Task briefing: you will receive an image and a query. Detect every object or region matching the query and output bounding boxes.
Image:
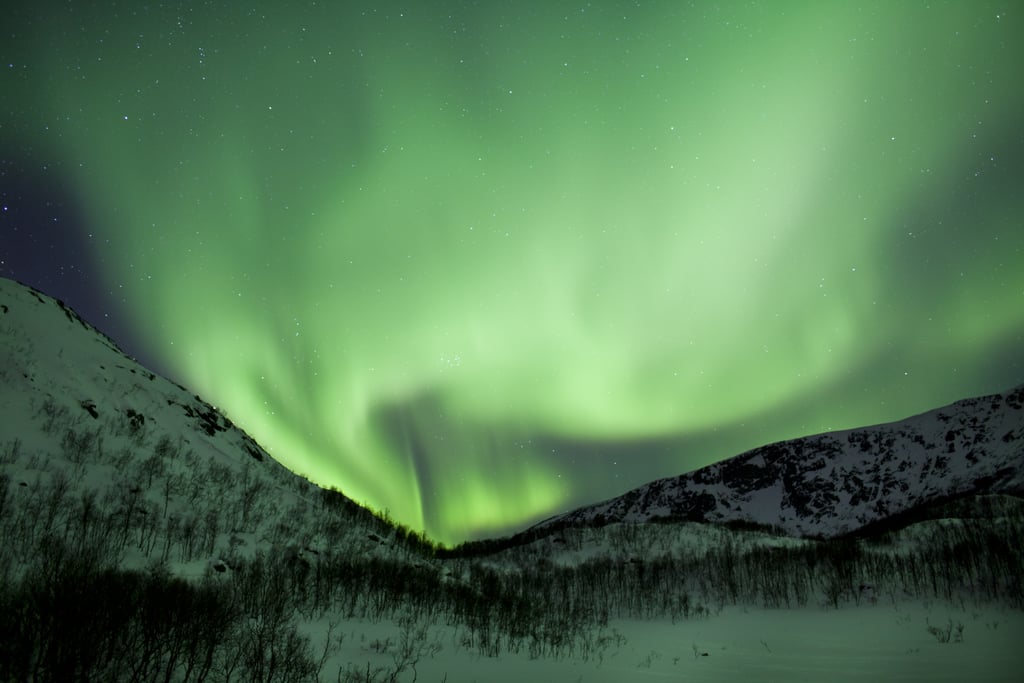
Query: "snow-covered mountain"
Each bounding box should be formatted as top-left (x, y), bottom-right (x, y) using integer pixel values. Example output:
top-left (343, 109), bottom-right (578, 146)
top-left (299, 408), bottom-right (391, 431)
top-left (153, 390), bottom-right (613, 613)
top-left (3, 274), bottom-right (1021, 550)
top-left (0, 276), bottom-right (395, 568)
top-left (0, 277), bottom-right (277, 468)
top-left (533, 385), bottom-right (1024, 539)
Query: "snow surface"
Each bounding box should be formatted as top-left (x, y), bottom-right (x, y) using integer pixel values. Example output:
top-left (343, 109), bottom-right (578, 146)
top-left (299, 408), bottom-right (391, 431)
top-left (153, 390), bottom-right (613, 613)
top-left (303, 603), bottom-right (1024, 682)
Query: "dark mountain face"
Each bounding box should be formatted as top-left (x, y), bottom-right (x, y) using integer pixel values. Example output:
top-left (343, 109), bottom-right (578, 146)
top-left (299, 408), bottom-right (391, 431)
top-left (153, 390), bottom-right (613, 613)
top-left (536, 386), bottom-right (1024, 539)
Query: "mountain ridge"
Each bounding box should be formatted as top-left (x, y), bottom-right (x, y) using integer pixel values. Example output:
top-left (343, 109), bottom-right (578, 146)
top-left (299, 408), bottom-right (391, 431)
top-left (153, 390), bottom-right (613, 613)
top-left (531, 384), bottom-right (1024, 540)
top-left (2, 274), bottom-right (1021, 550)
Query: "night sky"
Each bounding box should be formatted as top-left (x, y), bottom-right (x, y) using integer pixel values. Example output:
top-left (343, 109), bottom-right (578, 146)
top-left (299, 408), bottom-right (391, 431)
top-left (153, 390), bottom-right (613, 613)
top-left (2, 1), bottom-right (1022, 543)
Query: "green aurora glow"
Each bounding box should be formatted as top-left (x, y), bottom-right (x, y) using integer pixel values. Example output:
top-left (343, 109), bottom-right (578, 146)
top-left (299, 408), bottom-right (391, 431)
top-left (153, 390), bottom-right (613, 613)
top-left (5, 1), bottom-right (1023, 542)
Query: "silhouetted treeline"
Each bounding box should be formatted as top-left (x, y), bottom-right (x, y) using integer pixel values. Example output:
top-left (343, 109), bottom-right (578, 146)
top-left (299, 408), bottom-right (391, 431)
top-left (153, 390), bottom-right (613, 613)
top-left (0, 535), bottom-right (325, 683)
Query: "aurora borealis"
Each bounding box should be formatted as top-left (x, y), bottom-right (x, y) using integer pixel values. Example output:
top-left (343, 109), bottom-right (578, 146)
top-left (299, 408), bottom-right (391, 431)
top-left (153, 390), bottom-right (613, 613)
top-left (2, 1), bottom-right (1022, 543)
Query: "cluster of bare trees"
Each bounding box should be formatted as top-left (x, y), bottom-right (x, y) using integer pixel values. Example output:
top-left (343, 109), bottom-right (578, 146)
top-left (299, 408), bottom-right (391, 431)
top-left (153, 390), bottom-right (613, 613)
top-left (0, 530), bottom-right (333, 682)
top-left (215, 506), bottom-right (1024, 665)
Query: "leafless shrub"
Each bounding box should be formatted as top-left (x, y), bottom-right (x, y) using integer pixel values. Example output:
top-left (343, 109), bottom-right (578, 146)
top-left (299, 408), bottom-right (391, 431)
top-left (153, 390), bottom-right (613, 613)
top-left (0, 438), bottom-right (21, 465)
top-left (926, 618), bottom-right (964, 643)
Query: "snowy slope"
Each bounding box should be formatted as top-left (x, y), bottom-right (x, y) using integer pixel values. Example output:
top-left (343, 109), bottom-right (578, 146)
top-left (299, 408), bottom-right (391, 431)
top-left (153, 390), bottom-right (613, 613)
top-left (0, 276), bottom-right (391, 569)
top-left (0, 277), bottom-right (277, 470)
top-left (533, 386), bottom-right (1024, 539)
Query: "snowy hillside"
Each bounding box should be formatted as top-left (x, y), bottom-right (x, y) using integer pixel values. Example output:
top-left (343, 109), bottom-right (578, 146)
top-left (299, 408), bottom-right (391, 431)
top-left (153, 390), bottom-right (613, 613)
top-left (0, 276), bottom-right (398, 568)
top-left (534, 386), bottom-right (1024, 539)
top-left (0, 276), bottom-right (281, 474)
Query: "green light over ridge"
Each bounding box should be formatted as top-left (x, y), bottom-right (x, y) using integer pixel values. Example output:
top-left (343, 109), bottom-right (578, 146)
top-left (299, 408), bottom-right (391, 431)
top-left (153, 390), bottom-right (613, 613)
top-left (8, 1), bottom-right (1023, 542)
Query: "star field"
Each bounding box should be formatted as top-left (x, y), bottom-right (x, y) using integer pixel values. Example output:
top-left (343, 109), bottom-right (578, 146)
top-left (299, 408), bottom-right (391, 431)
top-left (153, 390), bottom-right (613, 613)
top-left (2, 1), bottom-right (1022, 542)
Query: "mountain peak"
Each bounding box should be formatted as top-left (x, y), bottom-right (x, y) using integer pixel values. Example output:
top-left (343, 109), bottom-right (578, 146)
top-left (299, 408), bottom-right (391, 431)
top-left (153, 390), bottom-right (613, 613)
top-left (536, 386), bottom-right (1024, 538)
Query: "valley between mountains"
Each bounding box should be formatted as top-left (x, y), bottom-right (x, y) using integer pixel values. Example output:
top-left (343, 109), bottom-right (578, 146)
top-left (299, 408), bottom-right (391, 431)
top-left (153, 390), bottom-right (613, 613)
top-left (1, 276), bottom-right (1022, 682)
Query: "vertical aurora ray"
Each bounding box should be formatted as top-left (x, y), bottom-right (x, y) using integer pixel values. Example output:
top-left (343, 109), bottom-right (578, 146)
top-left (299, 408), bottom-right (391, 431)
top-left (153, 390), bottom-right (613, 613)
top-left (5, 1), bottom-right (1022, 542)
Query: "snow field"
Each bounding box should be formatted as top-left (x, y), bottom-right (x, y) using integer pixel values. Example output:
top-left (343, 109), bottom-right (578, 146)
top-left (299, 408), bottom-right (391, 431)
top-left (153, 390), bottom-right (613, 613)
top-left (306, 603), bottom-right (1024, 682)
